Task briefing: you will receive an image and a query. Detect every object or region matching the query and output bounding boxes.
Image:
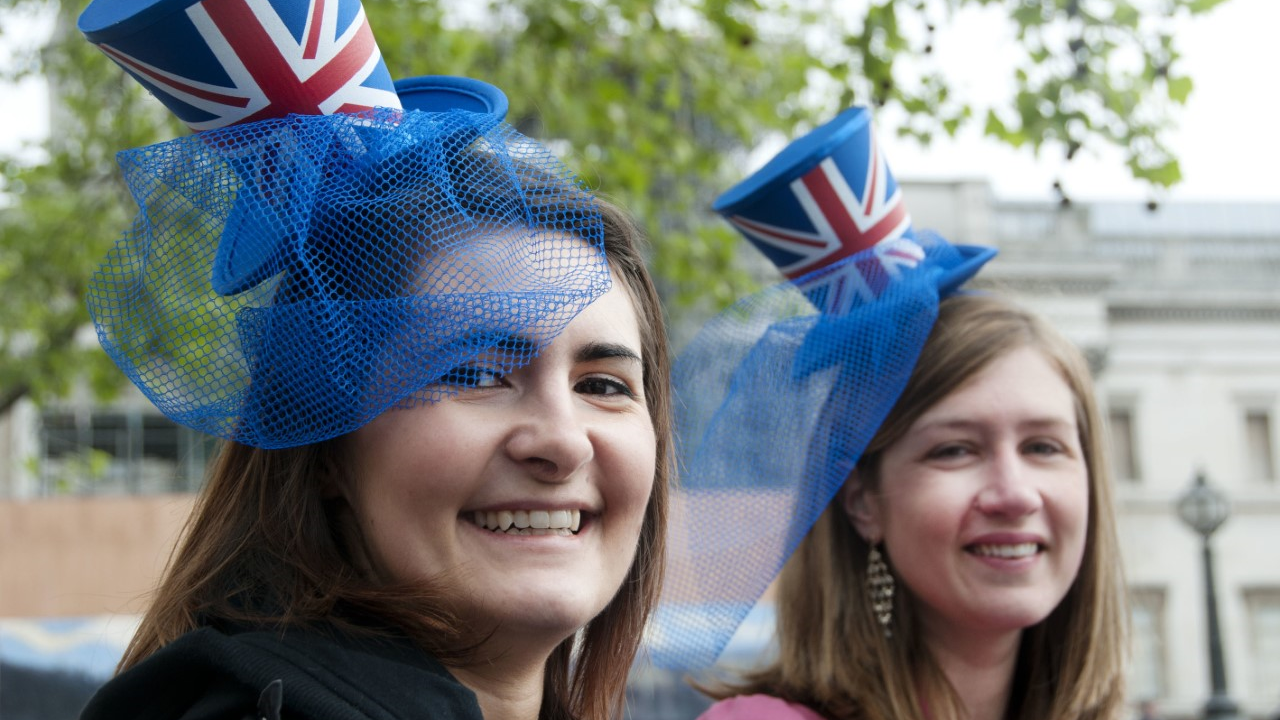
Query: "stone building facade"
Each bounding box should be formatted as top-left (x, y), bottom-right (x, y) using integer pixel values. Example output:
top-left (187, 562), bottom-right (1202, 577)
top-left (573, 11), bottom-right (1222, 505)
top-left (2, 183), bottom-right (1278, 717)
top-left (909, 181), bottom-right (1280, 718)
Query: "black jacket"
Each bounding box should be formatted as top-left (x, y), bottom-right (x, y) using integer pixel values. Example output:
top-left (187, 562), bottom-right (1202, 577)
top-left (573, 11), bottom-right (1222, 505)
top-left (79, 624), bottom-right (484, 720)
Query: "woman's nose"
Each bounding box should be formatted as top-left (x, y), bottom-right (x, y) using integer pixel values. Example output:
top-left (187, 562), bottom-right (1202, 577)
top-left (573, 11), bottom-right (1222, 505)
top-left (974, 448), bottom-right (1043, 517)
top-left (504, 387), bottom-right (593, 483)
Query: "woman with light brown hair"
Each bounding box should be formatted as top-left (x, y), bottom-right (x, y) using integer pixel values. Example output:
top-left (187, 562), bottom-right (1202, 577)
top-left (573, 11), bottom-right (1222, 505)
top-left (656, 106), bottom-right (1126, 720)
top-left (699, 293), bottom-right (1128, 720)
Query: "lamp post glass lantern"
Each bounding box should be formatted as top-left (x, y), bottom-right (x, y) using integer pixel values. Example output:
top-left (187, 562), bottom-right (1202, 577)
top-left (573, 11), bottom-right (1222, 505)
top-left (1177, 472), bottom-right (1230, 537)
top-left (1176, 471), bottom-right (1242, 720)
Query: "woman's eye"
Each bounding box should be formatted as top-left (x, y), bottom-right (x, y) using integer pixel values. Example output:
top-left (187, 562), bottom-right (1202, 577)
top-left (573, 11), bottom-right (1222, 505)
top-left (926, 444), bottom-right (971, 461)
top-left (1024, 439), bottom-right (1065, 456)
top-left (576, 376), bottom-right (636, 399)
top-left (437, 365), bottom-right (503, 388)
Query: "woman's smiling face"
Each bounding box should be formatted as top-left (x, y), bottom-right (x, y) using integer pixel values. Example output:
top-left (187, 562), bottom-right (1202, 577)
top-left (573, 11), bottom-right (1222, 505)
top-left (343, 279), bottom-right (655, 649)
top-left (849, 346), bottom-right (1090, 646)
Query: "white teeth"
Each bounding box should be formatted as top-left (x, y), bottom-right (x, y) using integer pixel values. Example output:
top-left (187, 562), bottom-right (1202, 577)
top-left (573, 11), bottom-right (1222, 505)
top-left (971, 542), bottom-right (1038, 558)
top-left (473, 509), bottom-right (582, 534)
top-left (510, 527), bottom-right (572, 536)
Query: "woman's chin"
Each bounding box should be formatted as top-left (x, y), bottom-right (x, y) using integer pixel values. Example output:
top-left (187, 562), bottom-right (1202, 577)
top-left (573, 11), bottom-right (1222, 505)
top-left (469, 591), bottom-right (606, 648)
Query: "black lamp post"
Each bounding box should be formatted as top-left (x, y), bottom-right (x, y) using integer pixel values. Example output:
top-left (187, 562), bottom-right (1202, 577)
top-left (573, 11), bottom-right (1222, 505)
top-left (1175, 470), bottom-right (1243, 720)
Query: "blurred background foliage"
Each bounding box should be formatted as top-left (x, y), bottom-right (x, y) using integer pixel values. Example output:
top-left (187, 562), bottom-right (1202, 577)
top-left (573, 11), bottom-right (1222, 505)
top-left (0, 0), bottom-right (1232, 413)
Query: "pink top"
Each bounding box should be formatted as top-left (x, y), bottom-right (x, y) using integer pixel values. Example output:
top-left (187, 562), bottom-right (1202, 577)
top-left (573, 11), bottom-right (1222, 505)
top-left (698, 694), bottom-right (826, 720)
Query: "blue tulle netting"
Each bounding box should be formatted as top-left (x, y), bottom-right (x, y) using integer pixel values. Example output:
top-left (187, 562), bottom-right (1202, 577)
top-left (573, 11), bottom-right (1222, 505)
top-left (87, 108), bottom-right (610, 449)
top-left (650, 235), bottom-right (991, 670)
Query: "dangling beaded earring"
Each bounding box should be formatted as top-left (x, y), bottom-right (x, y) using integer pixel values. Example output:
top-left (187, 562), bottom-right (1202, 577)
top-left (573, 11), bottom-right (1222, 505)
top-left (867, 544), bottom-right (895, 638)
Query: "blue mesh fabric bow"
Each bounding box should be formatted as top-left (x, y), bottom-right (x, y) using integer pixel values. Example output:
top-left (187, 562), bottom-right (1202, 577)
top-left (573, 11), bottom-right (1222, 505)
top-left (87, 107), bottom-right (609, 448)
top-left (650, 234), bottom-right (995, 670)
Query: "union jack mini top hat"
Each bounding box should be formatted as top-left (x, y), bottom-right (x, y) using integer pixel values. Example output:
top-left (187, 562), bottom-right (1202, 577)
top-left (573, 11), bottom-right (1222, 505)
top-left (649, 108), bottom-right (996, 669)
top-left (79, 0), bottom-right (609, 449)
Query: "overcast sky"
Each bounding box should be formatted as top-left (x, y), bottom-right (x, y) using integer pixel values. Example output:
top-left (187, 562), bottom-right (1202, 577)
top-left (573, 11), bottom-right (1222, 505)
top-left (876, 0), bottom-right (1280, 202)
top-left (2, 0), bottom-right (1275, 202)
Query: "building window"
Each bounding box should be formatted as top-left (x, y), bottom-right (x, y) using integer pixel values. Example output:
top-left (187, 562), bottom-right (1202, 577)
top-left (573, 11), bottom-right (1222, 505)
top-left (1129, 588), bottom-right (1167, 701)
top-left (38, 409), bottom-right (216, 495)
top-left (1108, 406), bottom-right (1140, 482)
top-left (1245, 589), bottom-right (1280, 698)
top-left (1245, 410), bottom-right (1276, 482)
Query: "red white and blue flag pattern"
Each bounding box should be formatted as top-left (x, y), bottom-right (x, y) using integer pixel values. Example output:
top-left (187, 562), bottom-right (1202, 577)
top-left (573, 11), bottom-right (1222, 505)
top-left (799, 236), bottom-right (926, 315)
top-left (93, 0), bottom-right (400, 131)
top-left (724, 128), bottom-right (923, 313)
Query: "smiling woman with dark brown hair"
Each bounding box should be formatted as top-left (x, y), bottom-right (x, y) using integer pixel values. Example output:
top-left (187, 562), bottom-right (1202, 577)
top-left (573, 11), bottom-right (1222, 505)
top-left (89, 199), bottom-right (671, 720)
top-left (73, 5), bottom-right (670, 715)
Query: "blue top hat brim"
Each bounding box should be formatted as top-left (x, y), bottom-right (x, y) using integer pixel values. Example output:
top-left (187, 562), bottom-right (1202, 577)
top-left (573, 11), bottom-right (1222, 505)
top-left (394, 75), bottom-right (509, 119)
top-left (939, 244), bottom-right (998, 297)
top-left (713, 107), bottom-right (870, 216)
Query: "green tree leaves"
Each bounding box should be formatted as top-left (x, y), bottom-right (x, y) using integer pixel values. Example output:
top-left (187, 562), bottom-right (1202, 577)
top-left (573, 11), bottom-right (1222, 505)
top-left (0, 0), bottom-right (1232, 413)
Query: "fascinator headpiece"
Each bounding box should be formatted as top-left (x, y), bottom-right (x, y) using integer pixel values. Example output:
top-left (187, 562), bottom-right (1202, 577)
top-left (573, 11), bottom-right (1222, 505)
top-left (79, 0), bottom-right (609, 449)
top-left (652, 107), bottom-right (996, 669)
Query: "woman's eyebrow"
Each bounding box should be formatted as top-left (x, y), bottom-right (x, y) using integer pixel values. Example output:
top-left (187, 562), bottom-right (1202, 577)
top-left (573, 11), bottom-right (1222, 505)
top-left (914, 415), bottom-right (1075, 434)
top-left (576, 341), bottom-right (641, 364)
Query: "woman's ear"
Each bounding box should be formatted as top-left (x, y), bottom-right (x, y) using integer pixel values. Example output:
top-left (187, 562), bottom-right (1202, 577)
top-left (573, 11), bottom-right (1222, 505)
top-left (841, 469), bottom-right (883, 542)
